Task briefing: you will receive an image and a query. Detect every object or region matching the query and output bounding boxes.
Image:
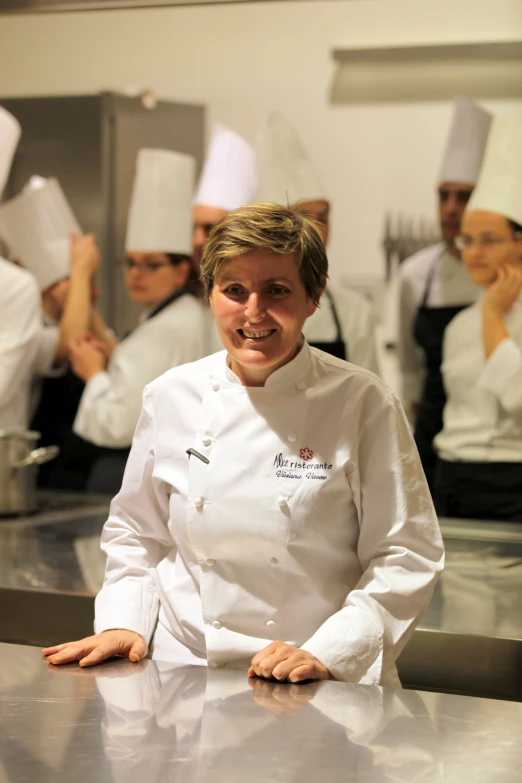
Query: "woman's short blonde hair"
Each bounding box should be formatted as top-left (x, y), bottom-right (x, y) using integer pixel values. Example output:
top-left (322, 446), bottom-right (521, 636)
top-left (200, 202), bottom-right (328, 306)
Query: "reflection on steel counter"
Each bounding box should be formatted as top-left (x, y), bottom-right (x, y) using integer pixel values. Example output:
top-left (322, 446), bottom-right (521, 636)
top-left (0, 491), bottom-right (110, 594)
top-left (1, 512), bottom-right (522, 700)
top-left (2, 643), bottom-right (522, 782)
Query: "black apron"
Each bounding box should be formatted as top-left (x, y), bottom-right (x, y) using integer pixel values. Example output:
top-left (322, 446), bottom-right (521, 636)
top-left (433, 459), bottom-right (522, 522)
top-left (308, 288), bottom-right (347, 361)
top-left (412, 254), bottom-right (472, 489)
top-left (48, 289), bottom-right (190, 496)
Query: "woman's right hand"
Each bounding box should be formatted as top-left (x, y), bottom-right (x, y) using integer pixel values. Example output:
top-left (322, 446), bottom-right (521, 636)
top-left (42, 630), bottom-right (148, 668)
top-left (70, 232), bottom-right (100, 278)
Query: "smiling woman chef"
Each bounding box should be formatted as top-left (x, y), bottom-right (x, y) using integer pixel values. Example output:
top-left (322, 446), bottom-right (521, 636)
top-left (44, 204), bottom-right (444, 685)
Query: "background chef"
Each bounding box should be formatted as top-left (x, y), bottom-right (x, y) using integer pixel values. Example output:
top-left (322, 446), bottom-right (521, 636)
top-left (0, 175), bottom-right (110, 486)
top-left (44, 203), bottom-right (443, 686)
top-left (192, 123), bottom-right (257, 275)
top-left (398, 97), bottom-right (491, 488)
top-left (255, 111), bottom-right (380, 375)
top-left (192, 123), bottom-right (258, 352)
top-left (60, 148), bottom-right (208, 493)
top-left (434, 116), bottom-right (522, 521)
top-left (0, 106), bottom-right (43, 431)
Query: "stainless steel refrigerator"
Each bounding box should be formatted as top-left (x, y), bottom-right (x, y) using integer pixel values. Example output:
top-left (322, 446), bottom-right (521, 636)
top-left (1, 92), bottom-right (205, 336)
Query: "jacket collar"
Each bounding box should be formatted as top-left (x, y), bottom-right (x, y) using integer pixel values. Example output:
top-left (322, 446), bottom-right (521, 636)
top-left (212, 336), bottom-right (313, 391)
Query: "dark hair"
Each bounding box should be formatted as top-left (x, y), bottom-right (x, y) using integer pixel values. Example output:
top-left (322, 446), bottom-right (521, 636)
top-left (166, 253), bottom-right (191, 266)
top-left (508, 220), bottom-right (522, 235)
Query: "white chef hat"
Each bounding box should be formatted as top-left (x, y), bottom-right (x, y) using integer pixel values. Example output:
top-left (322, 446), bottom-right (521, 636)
top-left (193, 124), bottom-right (257, 211)
top-left (438, 97), bottom-right (492, 186)
top-left (466, 116), bottom-right (522, 226)
top-left (0, 176), bottom-right (81, 291)
top-left (255, 111), bottom-right (327, 206)
top-left (0, 106), bottom-right (21, 198)
top-left (125, 148), bottom-right (195, 254)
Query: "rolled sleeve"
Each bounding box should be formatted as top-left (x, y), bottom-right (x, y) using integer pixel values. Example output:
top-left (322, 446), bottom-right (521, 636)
top-left (301, 605), bottom-right (383, 685)
top-left (33, 324), bottom-right (62, 377)
top-left (73, 372), bottom-right (115, 443)
top-left (478, 338), bottom-right (522, 416)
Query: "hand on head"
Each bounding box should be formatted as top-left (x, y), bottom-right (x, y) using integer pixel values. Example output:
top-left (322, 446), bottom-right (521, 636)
top-left (70, 232), bottom-right (100, 278)
top-left (482, 264), bottom-right (522, 316)
top-left (43, 630), bottom-right (148, 668)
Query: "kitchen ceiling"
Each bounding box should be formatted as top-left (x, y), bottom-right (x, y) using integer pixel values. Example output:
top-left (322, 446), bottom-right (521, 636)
top-left (1, 0), bottom-right (335, 13)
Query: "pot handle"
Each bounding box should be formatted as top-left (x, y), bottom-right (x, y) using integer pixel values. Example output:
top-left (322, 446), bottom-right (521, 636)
top-left (11, 445), bottom-right (60, 469)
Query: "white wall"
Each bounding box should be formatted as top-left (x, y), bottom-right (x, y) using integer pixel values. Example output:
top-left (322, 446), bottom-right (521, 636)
top-left (0, 0), bottom-right (521, 277)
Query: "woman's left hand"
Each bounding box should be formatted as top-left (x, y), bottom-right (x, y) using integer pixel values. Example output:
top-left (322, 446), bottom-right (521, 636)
top-left (248, 641), bottom-right (331, 683)
top-left (482, 264), bottom-right (522, 317)
top-left (69, 334), bottom-right (108, 382)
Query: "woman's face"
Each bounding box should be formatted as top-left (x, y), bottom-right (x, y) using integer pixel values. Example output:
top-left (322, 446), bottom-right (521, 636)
top-left (209, 251), bottom-right (318, 386)
top-left (123, 252), bottom-right (189, 307)
top-left (460, 211), bottom-right (522, 287)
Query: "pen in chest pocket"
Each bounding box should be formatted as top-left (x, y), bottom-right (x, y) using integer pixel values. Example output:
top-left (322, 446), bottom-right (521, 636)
top-left (186, 448), bottom-right (210, 464)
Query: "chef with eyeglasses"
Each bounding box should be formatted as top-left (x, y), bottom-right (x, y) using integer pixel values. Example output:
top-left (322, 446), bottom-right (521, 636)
top-left (59, 148), bottom-right (207, 493)
top-left (44, 202), bottom-right (443, 687)
top-left (434, 116), bottom-right (522, 522)
top-left (255, 111), bottom-right (380, 375)
top-left (398, 98), bottom-right (491, 489)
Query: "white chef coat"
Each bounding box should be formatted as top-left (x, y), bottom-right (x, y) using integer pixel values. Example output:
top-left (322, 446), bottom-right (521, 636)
top-left (74, 293), bottom-right (207, 448)
top-left (303, 283), bottom-right (380, 375)
top-left (0, 258), bottom-right (41, 430)
top-left (95, 341), bottom-right (444, 687)
top-left (435, 293), bottom-right (522, 462)
top-left (398, 243), bottom-right (481, 406)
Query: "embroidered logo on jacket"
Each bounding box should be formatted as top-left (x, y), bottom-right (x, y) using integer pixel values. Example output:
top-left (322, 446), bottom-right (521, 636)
top-left (273, 452), bottom-right (333, 481)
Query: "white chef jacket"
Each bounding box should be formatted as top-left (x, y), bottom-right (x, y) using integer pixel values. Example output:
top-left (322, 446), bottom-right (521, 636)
top-left (33, 316), bottom-right (60, 377)
top-left (303, 283), bottom-right (380, 376)
top-left (435, 293), bottom-right (522, 462)
top-left (0, 258), bottom-right (41, 430)
top-left (95, 341), bottom-right (444, 687)
top-left (74, 294), bottom-right (207, 448)
top-left (398, 243), bottom-right (481, 407)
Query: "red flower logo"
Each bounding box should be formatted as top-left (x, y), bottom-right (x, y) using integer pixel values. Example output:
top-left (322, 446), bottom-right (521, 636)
top-left (300, 447), bottom-right (313, 461)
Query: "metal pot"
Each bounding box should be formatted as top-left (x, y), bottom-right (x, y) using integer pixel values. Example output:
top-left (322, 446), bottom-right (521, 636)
top-left (0, 430), bottom-right (59, 516)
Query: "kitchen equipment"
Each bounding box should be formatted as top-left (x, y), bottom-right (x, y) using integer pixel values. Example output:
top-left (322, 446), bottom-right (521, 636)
top-left (0, 430), bottom-right (58, 516)
top-left (1, 93), bottom-right (205, 338)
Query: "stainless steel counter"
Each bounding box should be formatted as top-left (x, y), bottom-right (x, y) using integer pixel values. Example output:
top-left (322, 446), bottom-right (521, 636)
top-left (1, 642), bottom-right (521, 782)
top-left (1, 502), bottom-right (522, 699)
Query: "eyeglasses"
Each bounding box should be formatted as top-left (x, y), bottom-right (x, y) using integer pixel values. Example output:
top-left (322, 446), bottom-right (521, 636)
top-left (454, 234), bottom-right (521, 252)
top-left (118, 258), bottom-right (171, 274)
